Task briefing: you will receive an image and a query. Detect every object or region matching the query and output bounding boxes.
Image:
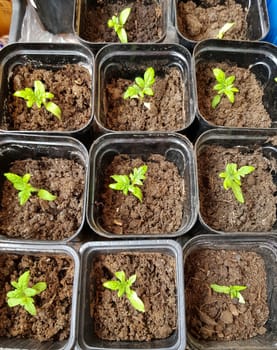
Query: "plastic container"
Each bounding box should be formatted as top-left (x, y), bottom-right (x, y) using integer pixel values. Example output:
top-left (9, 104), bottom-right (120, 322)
top-left (86, 132), bottom-right (198, 238)
top-left (183, 233), bottom-right (277, 350)
top-left (94, 43), bottom-right (196, 134)
top-left (0, 133), bottom-right (88, 243)
top-left (193, 39), bottom-right (277, 132)
top-left (0, 42), bottom-right (94, 142)
top-left (174, 0), bottom-right (269, 50)
top-left (0, 242), bottom-right (80, 350)
top-left (195, 128), bottom-right (277, 234)
top-left (77, 239), bottom-right (186, 350)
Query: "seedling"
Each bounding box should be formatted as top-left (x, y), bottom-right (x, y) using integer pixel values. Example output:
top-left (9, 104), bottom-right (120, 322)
top-left (14, 80), bottom-right (61, 119)
top-left (274, 77), bottom-right (277, 82)
top-left (107, 7), bottom-right (131, 43)
top-left (210, 283), bottom-right (247, 304)
top-left (123, 67), bottom-right (155, 100)
top-left (4, 172), bottom-right (57, 205)
top-left (7, 270), bottom-right (47, 315)
top-left (216, 22), bottom-right (235, 39)
top-left (109, 164), bottom-right (148, 202)
top-left (211, 68), bottom-right (239, 109)
top-left (219, 163), bottom-right (255, 203)
top-left (103, 270), bottom-right (145, 312)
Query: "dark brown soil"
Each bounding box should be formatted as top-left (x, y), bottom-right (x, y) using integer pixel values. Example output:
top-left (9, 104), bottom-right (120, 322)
top-left (97, 154), bottom-right (186, 234)
top-left (0, 157), bottom-right (85, 240)
top-left (91, 252), bottom-right (177, 341)
top-left (185, 249), bottom-right (269, 341)
top-left (4, 63), bottom-right (92, 131)
top-left (104, 67), bottom-right (187, 131)
top-left (0, 253), bottom-right (74, 342)
top-left (196, 62), bottom-right (272, 127)
top-left (177, 0), bottom-right (248, 41)
top-left (80, 0), bottom-right (163, 42)
top-left (197, 145), bottom-right (277, 232)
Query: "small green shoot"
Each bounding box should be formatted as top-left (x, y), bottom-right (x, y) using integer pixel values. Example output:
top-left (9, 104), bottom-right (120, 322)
top-left (14, 80), bottom-right (61, 119)
top-left (219, 163), bottom-right (255, 203)
top-left (212, 68), bottom-right (239, 109)
top-left (107, 7), bottom-right (131, 43)
top-left (210, 284), bottom-right (247, 304)
top-left (4, 172), bottom-right (57, 205)
top-left (123, 67), bottom-right (155, 100)
top-left (274, 77), bottom-right (277, 82)
top-left (109, 164), bottom-right (148, 202)
top-left (7, 270), bottom-right (47, 316)
top-left (216, 22), bottom-right (235, 39)
top-left (103, 271), bottom-right (145, 312)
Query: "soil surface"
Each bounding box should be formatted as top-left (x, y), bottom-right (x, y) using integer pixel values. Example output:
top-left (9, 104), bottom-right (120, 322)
top-left (185, 249), bottom-right (269, 341)
top-left (104, 67), bottom-right (187, 131)
top-left (80, 0), bottom-right (163, 42)
top-left (91, 252), bottom-right (177, 341)
top-left (177, 0), bottom-right (248, 41)
top-left (197, 145), bottom-right (277, 232)
top-left (0, 253), bottom-right (74, 342)
top-left (97, 154), bottom-right (186, 235)
top-left (196, 62), bottom-right (271, 127)
top-left (0, 157), bottom-right (85, 240)
top-left (4, 63), bottom-right (92, 131)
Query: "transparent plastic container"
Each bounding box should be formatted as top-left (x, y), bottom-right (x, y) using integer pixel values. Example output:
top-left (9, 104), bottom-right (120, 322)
top-left (77, 239), bottom-right (186, 350)
top-left (0, 133), bottom-right (88, 243)
top-left (86, 132), bottom-right (198, 238)
top-left (0, 242), bottom-right (80, 350)
top-left (94, 43), bottom-right (196, 134)
top-left (195, 128), bottom-right (277, 234)
top-left (183, 233), bottom-right (277, 349)
top-left (193, 39), bottom-right (277, 132)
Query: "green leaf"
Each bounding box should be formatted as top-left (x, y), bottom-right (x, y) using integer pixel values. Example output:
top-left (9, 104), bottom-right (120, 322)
top-left (32, 282), bottom-right (47, 294)
top-left (107, 18), bottom-right (114, 28)
top-left (128, 274), bottom-right (136, 285)
top-left (45, 102), bottom-right (62, 120)
top-left (216, 22), bottom-right (235, 39)
top-left (19, 190), bottom-right (32, 206)
top-left (123, 85), bottom-right (140, 99)
top-left (129, 185), bottom-right (143, 202)
top-left (109, 174), bottom-right (130, 195)
top-left (119, 7), bottom-right (131, 25)
top-left (237, 165), bottom-right (255, 177)
top-left (117, 27), bottom-right (128, 43)
top-left (18, 271), bottom-right (30, 289)
top-left (24, 288), bottom-right (37, 297)
top-left (129, 165), bottom-right (148, 186)
top-left (212, 94), bottom-right (221, 109)
top-left (128, 290), bottom-right (145, 312)
top-left (211, 284), bottom-right (247, 304)
top-left (144, 67), bottom-right (155, 87)
top-left (225, 90), bottom-right (235, 103)
top-left (7, 297), bottom-right (22, 307)
top-left (103, 280), bottom-right (121, 291)
top-left (37, 189), bottom-right (56, 201)
top-left (213, 68), bottom-right (225, 83)
top-left (24, 298), bottom-right (37, 316)
top-left (115, 271), bottom-right (126, 282)
top-left (210, 284), bottom-right (230, 294)
top-left (225, 75), bottom-right (235, 85)
top-left (135, 77), bottom-right (145, 89)
top-left (143, 87), bottom-right (154, 96)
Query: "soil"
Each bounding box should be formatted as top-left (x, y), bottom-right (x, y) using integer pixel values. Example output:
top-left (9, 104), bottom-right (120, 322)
top-left (80, 0), bottom-right (163, 42)
top-left (96, 154), bottom-right (186, 234)
top-left (177, 0), bottom-right (248, 41)
top-left (4, 63), bottom-right (92, 131)
top-left (196, 62), bottom-right (272, 127)
top-left (0, 157), bottom-right (85, 240)
top-left (197, 144), bottom-right (277, 232)
top-left (185, 249), bottom-right (269, 341)
top-left (91, 252), bottom-right (177, 341)
top-left (0, 253), bottom-right (74, 342)
top-left (104, 67), bottom-right (187, 131)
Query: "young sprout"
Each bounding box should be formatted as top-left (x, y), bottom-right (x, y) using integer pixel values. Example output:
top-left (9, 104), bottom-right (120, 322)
top-left (4, 172), bottom-right (57, 205)
top-left (216, 22), bottom-right (235, 39)
top-left (123, 67), bottom-right (155, 100)
top-left (274, 77), bottom-right (277, 82)
top-left (211, 68), bottom-right (239, 109)
top-left (210, 284), bottom-right (247, 304)
top-left (109, 164), bottom-right (148, 202)
top-left (107, 7), bottom-right (131, 43)
top-left (219, 163), bottom-right (255, 203)
top-left (103, 270), bottom-right (145, 312)
top-left (7, 270), bottom-right (47, 315)
top-left (14, 80), bottom-right (61, 119)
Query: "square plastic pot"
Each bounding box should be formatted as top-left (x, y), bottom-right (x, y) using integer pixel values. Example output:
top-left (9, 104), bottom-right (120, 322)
top-left (0, 242), bottom-right (80, 350)
top-left (0, 133), bottom-right (88, 243)
top-left (183, 233), bottom-right (277, 349)
top-left (94, 43), bottom-right (196, 133)
top-left (74, 0), bottom-right (167, 50)
top-left (193, 39), bottom-right (277, 132)
top-left (77, 239), bottom-right (186, 350)
top-left (0, 42), bottom-right (94, 140)
top-left (195, 128), bottom-right (277, 234)
top-left (87, 132), bottom-right (198, 238)
top-left (174, 0), bottom-right (269, 49)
